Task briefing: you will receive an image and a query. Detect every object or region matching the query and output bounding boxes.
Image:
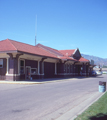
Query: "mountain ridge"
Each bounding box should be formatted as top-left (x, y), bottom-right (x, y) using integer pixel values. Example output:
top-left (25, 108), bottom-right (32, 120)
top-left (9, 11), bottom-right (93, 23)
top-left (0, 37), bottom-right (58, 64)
top-left (81, 54), bottom-right (107, 66)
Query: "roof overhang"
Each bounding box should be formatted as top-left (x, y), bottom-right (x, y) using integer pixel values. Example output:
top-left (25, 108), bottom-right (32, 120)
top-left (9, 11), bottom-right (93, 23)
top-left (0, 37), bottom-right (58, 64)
top-left (0, 50), bottom-right (59, 60)
top-left (0, 50), bottom-right (18, 53)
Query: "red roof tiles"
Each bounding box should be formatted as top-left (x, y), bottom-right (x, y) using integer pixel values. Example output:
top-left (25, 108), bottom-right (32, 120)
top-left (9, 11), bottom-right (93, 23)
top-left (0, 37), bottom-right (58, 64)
top-left (0, 39), bottom-right (17, 51)
top-left (0, 39), bottom-right (89, 62)
top-left (36, 44), bottom-right (64, 56)
top-left (79, 57), bottom-right (89, 62)
top-left (36, 44), bottom-right (76, 61)
top-left (0, 39), bottom-right (57, 59)
top-left (59, 49), bottom-right (89, 62)
top-left (59, 49), bottom-right (75, 57)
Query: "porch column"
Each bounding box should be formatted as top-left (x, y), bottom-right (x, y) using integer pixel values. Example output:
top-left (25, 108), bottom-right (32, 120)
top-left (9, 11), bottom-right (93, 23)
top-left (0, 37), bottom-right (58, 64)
top-left (82, 63), bottom-right (86, 76)
top-left (73, 64), bottom-right (76, 76)
top-left (6, 53), bottom-right (23, 81)
top-left (84, 64), bottom-right (86, 76)
top-left (70, 64), bottom-right (73, 75)
top-left (55, 63), bottom-right (57, 75)
top-left (40, 61), bottom-right (44, 75)
top-left (6, 54), bottom-right (17, 81)
top-left (38, 61), bottom-right (40, 75)
top-left (82, 63), bottom-right (84, 76)
top-left (6, 58), bottom-right (9, 74)
top-left (87, 64), bottom-right (90, 76)
top-left (69, 64), bottom-right (70, 73)
top-left (42, 62), bottom-right (44, 75)
top-left (39, 58), bottom-right (46, 79)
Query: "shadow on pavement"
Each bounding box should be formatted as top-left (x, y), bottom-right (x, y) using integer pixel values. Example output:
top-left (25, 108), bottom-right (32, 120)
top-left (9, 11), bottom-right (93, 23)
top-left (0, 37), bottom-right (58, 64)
top-left (89, 113), bottom-right (107, 120)
top-left (25, 76), bottom-right (98, 82)
top-left (20, 75), bottom-right (104, 82)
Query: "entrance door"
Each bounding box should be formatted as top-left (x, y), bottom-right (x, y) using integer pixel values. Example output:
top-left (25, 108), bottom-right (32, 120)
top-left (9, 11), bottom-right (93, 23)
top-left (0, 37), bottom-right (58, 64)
top-left (26, 66), bottom-right (31, 80)
top-left (44, 62), bottom-right (55, 78)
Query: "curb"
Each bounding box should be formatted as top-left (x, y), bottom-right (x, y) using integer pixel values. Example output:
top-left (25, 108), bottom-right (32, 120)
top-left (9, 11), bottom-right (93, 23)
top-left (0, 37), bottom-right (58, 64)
top-left (0, 78), bottom-right (79, 85)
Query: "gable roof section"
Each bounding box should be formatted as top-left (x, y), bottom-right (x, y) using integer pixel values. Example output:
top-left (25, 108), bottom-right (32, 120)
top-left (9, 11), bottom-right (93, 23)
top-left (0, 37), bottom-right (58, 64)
top-left (72, 48), bottom-right (81, 59)
top-left (79, 57), bottom-right (89, 62)
top-left (59, 49), bottom-right (76, 57)
top-left (59, 49), bottom-right (89, 62)
top-left (0, 39), bottom-right (58, 59)
top-left (36, 43), bottom-right (64, 57)
top-left (36, 44), bottom-right (76, 61)
top-left (0, 39), bottom-right (17, 52)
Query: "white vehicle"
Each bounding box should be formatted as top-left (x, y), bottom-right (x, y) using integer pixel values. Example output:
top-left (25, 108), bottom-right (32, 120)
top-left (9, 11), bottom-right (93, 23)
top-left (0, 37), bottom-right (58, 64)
top-left (96, 71), bottom-right (102, 75)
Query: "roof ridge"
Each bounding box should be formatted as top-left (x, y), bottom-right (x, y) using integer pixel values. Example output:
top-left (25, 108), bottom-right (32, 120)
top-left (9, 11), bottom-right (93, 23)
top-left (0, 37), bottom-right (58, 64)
top-left (37, 43), bottom-right (60, 51)
top-left (37, 44), bottom-right (58, 56)
top-left (59, 49), bottom-right (75, 51)
top-left (36, 43), bottom-right (64, 57)
top-left (73, 48), bottom-right (77, 55)
top-left (7, 39), bottom-right (17, 50)
top-left (8, 39), bottom-right (36, 47)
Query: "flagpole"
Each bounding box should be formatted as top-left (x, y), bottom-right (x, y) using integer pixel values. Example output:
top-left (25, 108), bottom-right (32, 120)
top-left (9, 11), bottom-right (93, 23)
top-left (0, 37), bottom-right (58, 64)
top-left (35, 15), bottom-right (37, 46)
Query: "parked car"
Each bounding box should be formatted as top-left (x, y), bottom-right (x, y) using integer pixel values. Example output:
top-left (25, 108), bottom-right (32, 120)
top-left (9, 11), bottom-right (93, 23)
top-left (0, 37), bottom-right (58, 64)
top-left (90, 70), bottom-right (102, 76)
top-left (90, 70), bottom-right (97, 76)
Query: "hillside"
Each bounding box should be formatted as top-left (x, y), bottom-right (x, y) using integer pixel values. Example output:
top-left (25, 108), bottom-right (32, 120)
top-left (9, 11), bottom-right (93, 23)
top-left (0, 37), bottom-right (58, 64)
top-left (81, 54), bottom-right (107, 66)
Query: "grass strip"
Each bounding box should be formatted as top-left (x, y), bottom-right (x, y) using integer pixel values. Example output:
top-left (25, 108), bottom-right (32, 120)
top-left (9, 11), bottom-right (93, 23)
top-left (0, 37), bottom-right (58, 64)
top-left (74, 92), bottom-right (107, 120)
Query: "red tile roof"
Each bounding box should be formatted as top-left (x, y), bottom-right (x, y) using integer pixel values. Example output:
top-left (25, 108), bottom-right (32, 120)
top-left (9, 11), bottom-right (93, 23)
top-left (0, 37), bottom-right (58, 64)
top-left (36, 44), bottom-right (76, 61)
top-left (59, 50), bottom-right (89, 62)
top-left (36, 44), bottom-right (64, 56)
top-left (0, 39), bottom-right (17, 51)
top-left (59, 49), bottom-right (75, 57)
top-left (0, 39), bottom-right (58, 59)
top-left (0, 39), bottom-right (89, 63)
top-left (59, 56), bottom-right (77, 61)
top-left (79, 57), bottom-right (89, 62)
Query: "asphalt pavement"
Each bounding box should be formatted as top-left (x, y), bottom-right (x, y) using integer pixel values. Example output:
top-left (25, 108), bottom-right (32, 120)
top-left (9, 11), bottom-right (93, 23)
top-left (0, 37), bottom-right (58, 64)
top-left (0, 74), bottom-right (107, 120)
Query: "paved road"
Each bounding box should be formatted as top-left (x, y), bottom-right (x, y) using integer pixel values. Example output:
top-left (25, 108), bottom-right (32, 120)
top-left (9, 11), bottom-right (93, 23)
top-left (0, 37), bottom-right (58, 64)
top-left (0, 75), bottom-right (107, 120)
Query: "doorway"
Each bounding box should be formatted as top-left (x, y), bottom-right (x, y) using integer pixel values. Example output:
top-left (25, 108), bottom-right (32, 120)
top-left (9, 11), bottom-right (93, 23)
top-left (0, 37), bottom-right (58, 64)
top-left (26, 66), bottom-right (31, 80)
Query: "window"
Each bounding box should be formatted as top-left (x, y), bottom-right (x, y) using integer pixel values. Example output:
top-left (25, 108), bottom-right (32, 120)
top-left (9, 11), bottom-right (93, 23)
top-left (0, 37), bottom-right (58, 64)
top-left (31, 68), bottom-right (37, 75)
top-left (0, 59), bottom-right (3, 68)
top-left (20, 60), bottom-right (25, 74)
top-left (64, 64), bottom-right (67, 73)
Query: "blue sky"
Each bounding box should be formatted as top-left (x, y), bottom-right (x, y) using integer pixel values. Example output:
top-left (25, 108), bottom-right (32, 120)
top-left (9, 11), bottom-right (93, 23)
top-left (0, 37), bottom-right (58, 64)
top-left (0, 0), bottom-right (107, 58)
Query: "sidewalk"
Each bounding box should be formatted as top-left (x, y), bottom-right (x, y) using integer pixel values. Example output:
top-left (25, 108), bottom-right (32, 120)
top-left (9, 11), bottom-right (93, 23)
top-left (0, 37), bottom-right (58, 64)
top-left (55, 92), bottom-right (104, 120)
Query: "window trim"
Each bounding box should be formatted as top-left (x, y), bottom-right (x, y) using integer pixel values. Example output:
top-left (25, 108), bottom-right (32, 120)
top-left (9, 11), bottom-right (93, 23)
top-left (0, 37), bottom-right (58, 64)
top-left (20, 59), bottom-right (25, 74)
top-left (0, 59), bottom-right (3, 68)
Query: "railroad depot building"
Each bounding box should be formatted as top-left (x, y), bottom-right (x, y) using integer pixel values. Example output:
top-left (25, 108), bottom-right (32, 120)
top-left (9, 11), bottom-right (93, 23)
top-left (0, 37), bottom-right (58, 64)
top-left (0, 39), bottom-right (90, 81)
